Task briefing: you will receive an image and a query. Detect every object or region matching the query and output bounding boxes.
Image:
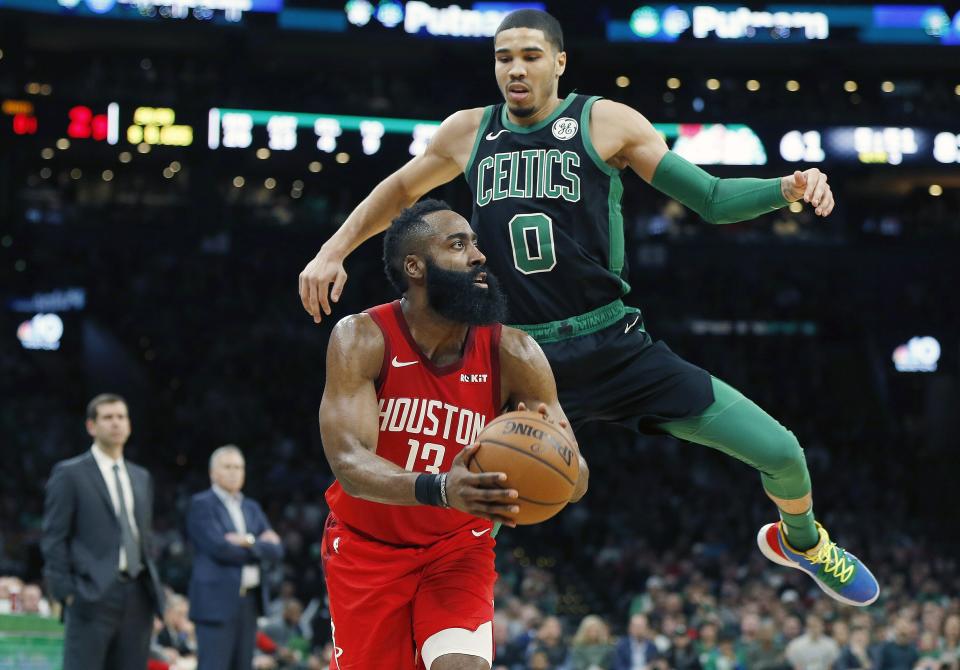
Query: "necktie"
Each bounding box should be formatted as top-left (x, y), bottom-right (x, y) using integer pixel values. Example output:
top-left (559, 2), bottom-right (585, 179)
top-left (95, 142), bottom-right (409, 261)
top-left (112, 464), bottom-right (142, 577)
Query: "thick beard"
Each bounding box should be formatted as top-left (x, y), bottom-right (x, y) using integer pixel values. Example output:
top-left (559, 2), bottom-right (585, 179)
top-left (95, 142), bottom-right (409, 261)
top-left (424, 260), bottom-right (508, 326)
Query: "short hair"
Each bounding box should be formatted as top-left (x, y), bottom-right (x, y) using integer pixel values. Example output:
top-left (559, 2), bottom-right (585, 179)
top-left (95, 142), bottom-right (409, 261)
top-left (164, 593), bottom-right (186, 612)
top-left (382, 198), bottom-right (452, 295)
top-left (495, 9), bottom-right (564, 52)
top-left (209, 444), bottom-right (244, 471)
top-left (86, 393), bottom-right (127, 421)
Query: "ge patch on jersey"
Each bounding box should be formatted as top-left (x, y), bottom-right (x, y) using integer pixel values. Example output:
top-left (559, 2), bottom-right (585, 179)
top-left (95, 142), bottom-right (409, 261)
top-left (552, 117), bottom-right (578, 140)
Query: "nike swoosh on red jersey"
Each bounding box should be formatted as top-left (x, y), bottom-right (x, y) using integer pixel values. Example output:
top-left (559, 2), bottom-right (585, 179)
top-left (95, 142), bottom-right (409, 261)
top-left (391, 356), bottom-right (418, 368)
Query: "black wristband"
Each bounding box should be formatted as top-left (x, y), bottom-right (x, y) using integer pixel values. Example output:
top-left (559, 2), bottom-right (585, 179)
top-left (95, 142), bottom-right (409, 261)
top-left (414, 473), bottom-right (444, 507)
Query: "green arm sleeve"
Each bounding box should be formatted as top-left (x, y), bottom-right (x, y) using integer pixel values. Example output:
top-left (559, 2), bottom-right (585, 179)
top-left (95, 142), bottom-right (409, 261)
top-left (650, 151), bottom-right (789, 225)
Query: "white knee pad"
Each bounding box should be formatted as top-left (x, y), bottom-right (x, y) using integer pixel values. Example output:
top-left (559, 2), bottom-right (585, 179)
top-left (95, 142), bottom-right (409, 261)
top-left (421, 621), bottom-right (493, 669)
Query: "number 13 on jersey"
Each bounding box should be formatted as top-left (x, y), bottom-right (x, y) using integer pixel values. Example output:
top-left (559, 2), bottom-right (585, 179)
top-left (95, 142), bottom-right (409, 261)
top-left (404, 438), bottom-right (445, 474)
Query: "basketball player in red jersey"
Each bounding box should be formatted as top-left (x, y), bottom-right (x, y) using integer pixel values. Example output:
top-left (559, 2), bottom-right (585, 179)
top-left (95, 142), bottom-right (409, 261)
top-left (319, 198), bottom-right (588, 670)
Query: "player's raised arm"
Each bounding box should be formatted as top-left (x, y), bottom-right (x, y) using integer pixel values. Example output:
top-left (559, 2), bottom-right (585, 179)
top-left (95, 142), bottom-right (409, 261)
top-left (299, 108), bottom-right (484, 323)
top-left (498, 327), bottom-right (589, 503)
top-left (589, 99), bottom-right (835, 225)
top-left (320, 313), bottom-right (520, 522)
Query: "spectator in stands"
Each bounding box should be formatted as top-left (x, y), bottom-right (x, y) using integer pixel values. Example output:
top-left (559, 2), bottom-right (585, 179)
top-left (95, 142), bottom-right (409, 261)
top-left (0, 576), bottom-right (21, 613)
top-left (785, 615), bottom-right (840, 670)
top-left (696, 622), bottom-right (721, 665)
top-left (941, 615), bottom-right (960, 668)
top-left (660, 625), bottom-right (701, 670)
top-left (157, 593), bottom-right (196, 658)
top-left (922, 603), bottom-right (945, 638)
top-left (833, 620), bottom-right (851, 650)
top-left (265, 581), bottom-right (297, 620)
top-left (569, 614), bottom-right (615, 670)
top-left (528, 649), bottom-right (553, 670)
top-left (876, 617), bottom-right (920, 670)
top-left (528, 616), bottom-right (569, 669)
top-left (916, 630), bottom-right (943, 670)
top-left (613, 614), bottom-right (661, 670)
top-left (493, 611), bottom-right (527, 669)
top-left (739, 613), bottom-right (761, 650)
top-left (261, 597), bottom-right (310, 667)
top-left (836, 626), bottom-right (874, 670)
top-left (781, 616), bottom-right (803, 645)
top-left (705, 632), bottom-right (746, 670)
top-left (743, 619), bottom-right (785, 670)
top-left (512, 603), bottom-right (545, 646)
top-left (19, 583), bottom-right (49, 616)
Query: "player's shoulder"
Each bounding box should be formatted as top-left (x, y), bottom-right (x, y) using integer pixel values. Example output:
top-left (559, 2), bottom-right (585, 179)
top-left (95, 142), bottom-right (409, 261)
top-left (442, 107), bottom-right (487, 131)
top-left (330, 312), bottom-right (384, 351)
top-left (497, 325), bottom-right (547, 367)
top-left (328, 312), bottom-right (386, 376)
top-left (425, 107), bottom-right (487, 163)
top-left (587, 97), bottom-right (657, 153)
top-left (433, 107), bottom-right (487, 144)
top-left (589, 97), bottom-right (647, 125)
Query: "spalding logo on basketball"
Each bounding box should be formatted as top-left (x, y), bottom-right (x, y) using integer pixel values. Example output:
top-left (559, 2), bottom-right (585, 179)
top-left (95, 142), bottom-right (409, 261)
top-left (466, 410), bottom-right (579, 525)
top-left (552, 117), bottom-right (578, 141)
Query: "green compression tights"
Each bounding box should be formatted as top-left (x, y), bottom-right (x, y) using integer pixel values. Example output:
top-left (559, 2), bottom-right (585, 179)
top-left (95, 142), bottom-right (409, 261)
top-left (659, 376), bottom-right (819, 550)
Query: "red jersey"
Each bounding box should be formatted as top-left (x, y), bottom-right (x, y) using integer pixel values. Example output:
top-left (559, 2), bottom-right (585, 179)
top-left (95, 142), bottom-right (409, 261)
top-left (325, 300), bottom-right (500, 546)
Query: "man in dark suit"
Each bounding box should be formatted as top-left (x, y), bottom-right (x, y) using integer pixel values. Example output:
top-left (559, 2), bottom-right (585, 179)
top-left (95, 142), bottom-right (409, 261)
top-left (187, 445), bottom-right (284, 670)
top-left (612, 614), bottom-right (662, 670)
top-left (41, 393), bottom-right (165, 670)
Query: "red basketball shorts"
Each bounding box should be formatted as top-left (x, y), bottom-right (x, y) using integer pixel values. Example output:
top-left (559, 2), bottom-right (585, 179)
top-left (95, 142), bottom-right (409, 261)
top-left (321, 514), bottom-right (496, 670)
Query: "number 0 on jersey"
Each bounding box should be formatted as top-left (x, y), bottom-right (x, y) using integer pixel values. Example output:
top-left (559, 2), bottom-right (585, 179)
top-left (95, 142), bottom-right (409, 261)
top-left (509, 213), bottom-right (556, 274)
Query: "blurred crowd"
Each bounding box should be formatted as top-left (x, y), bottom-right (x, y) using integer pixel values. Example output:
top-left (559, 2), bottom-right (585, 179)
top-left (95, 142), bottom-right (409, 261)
top-left (2, 130), bottom-right (957, 670)
top-left (5, 514), bottom-right (960, 670)
top-left (489, 599), bottom-right (960, 670)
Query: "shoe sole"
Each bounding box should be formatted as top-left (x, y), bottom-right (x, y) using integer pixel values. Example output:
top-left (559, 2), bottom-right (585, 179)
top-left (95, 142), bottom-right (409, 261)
top-left (755, 524), bottom-right (879, 608)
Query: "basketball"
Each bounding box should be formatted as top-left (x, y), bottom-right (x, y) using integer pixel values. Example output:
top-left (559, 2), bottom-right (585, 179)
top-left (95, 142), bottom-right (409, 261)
top-left (467, 410), bottom-right (579, 525)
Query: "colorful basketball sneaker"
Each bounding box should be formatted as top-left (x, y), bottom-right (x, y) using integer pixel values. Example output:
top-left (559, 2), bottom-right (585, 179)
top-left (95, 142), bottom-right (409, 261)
top-left (757, 521), bottom-right (879, 607)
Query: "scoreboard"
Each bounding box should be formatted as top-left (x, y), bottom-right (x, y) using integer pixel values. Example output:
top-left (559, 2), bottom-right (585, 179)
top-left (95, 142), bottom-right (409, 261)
top-left (779, 127), bottom-right (960, 165)
top-left (207, 108), bottom-right (440, 157)
top-left (5, 98), bottom-right (960, 167)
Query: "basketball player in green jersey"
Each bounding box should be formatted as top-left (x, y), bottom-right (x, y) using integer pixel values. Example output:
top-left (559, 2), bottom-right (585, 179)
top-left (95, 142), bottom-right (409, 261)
top-left (299, 9), bottom-right (878, 606)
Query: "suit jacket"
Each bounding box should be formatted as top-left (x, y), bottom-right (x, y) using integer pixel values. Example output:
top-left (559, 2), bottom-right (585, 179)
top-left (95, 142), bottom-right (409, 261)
top-left (41, 451), bottom-right (165, 616)
top-left (186, 488), bottom-right (283, 624)
top-left (612, 637), bottom-right (660, 670)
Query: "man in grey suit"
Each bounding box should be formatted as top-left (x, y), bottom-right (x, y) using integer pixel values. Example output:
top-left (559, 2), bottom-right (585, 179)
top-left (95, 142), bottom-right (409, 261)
top-left (41, 393), bottom-right (164, 670)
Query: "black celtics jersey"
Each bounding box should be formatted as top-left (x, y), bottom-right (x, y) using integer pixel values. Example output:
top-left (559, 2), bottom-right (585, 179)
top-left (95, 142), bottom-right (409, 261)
top-left (464, 92), bottom-right (629, 327)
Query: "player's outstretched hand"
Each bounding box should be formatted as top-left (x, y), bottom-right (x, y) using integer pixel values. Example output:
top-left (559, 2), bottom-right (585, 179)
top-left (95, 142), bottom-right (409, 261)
top-left (781, 168), bottom-right (834, 217)
top-left (516, 401), bottom-right (569, 430)
top-left (447, 445), bottom-right (519, 527)
top-left (299, 247), bottom-right (349, 324)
